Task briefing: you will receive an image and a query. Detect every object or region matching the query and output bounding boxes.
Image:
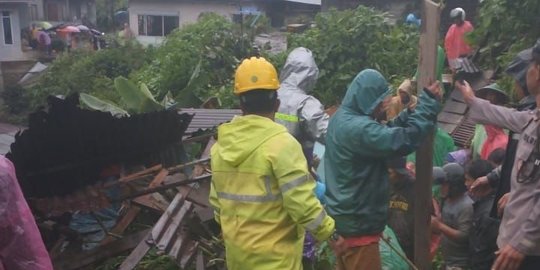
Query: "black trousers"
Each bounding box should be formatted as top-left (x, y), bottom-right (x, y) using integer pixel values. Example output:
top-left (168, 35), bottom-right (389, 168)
top-left (520, 256), bottom-right (540, 270)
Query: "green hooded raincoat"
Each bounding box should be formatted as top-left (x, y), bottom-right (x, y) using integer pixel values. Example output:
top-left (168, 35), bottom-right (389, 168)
top-left (324, 69), bottom-right (441, 237)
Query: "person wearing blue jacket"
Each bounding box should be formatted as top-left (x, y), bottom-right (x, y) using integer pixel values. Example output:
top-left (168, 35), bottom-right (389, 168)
top-left (324, 69), bottom-right (442, 269)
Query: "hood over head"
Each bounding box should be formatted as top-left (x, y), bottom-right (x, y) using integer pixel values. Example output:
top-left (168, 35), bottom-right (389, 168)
top-left (506, 48), bottom-right (532, 96)
top-left (279, 47), bottom-right (319, 93)
top-left (342, 69), bottom-right (392, 115)
top-left (214, 115), bottom-right (286, 167)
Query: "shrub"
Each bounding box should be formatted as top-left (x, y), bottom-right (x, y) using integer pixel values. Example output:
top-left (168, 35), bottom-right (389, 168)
top-left (133, 13), bottom-right (252, 107)
top-left (283, 6), bottom-right (420, 105)
top-left (19, 43), bottom-right (151, 112)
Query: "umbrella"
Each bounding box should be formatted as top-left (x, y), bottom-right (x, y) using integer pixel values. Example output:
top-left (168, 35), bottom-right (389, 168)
top-left (34, 21), bottom-right (53, 29)
top-left (77, 25), bottom-right (90, 31)
top-left (57, 26), bottom-right (81, 33)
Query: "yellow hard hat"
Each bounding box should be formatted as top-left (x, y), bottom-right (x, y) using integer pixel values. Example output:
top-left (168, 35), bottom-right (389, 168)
top-left (234, 57), bottom-right (280, 95)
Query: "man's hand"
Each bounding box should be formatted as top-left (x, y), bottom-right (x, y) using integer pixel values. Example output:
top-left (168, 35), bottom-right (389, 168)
top-left (455, 80), bottom-right (475, 104)
top-left (329, 235), bottom-right (347, 256)
top-left (471, 176), bottom-right (492, 197)
top-left (498, 193), bottom-right (511, 217)
top-left (492, 244), bottom-right (525, 270)
top-left (430, 215), bottom-right (441, 234)
top-left (425, 81), bottom-right (443, 101)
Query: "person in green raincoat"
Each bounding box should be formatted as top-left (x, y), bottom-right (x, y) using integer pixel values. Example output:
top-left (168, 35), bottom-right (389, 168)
top-left (324, 69), bottom-right (442, 269)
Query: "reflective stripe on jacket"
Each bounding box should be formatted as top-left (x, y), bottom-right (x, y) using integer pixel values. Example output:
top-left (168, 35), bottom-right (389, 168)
top-left (209, 114), bottom-right (334, 269)
top-left (277, 47), bottom-right (329, 150)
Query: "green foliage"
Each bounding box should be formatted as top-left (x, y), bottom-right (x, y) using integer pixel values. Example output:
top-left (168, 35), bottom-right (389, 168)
top-left (468, 0), bottom-right (540, 100)
top-left (96, 0), bottom-right (128, 31)
top-left (470, 0), bottom-right (540, 69)
top-left (79, 93), bottom-right (128, 117)
top-left (114, 76), bottom-right (163, 113)
top-left (133, 13), bottom-right (251, 108)
top-left (18, 43), bottom-right (151, 113)
top-left (285, 7), bottom-right (420, 105)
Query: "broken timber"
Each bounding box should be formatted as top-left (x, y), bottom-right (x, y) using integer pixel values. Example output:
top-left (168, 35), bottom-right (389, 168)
top-left (414, 1), bottom-right (440, 269)
top-left (119, 193), bottom-right (196, 270)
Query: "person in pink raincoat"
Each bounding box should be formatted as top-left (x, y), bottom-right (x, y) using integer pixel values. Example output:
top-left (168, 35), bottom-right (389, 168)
top-left (444, 7), bottom-right (474, 71)
top-left (470, 83), bottom-right (510, 160)
top-left (0, 155), bottom-right (53, 270)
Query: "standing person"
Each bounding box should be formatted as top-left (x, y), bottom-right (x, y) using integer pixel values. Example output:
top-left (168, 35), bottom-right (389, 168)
top-left (209, 56), bottom-right (342, 270)
top-left (471, 46), bottom-right (537, 219)
top-left (37, 30), bottom-right (51, 56)
top-left (387, 157), bottom-right (416, 260)
top-left (386, 79), bottom-right (418, 120)
top-left (324, 69), bottom-right (442, 269)
top-left (0, 156), bottom-right (53, 270)
top-left (276, 47), bottom-right (329, 167)
top-left (444, 7), bottom-right (474, 71)
top-left (431, 163), bottom-right (474, 270)
top-left (276, 47), bottom-right (330, 269)
top-left (457, 38), bottom-right (540, 270)
top-left (470, 83), bottom-right (509, 160)
top-left (465, 159), bottom-right (499, 270)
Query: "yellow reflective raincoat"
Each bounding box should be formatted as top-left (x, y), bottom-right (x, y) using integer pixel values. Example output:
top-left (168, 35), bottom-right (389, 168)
top-left (209, 114), bottom-right (334, 270)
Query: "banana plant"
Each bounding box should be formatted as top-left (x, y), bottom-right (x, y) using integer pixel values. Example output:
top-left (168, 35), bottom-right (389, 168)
top-left (80, 76), bottom-right (168, 116)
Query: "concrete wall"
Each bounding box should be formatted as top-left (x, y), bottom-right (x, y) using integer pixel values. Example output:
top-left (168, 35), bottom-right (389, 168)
top-left (0, 4), bottom-right (26, 62)
top-left (128, 0), bottom-right (245, 46)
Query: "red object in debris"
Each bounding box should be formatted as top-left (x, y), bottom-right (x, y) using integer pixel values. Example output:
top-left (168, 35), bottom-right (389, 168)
top-left (0, 156), bottom-right (53, 270)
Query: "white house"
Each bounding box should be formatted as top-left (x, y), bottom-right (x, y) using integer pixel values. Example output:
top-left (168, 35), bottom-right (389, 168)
top-left (128, 0), bottom-right (321, 46)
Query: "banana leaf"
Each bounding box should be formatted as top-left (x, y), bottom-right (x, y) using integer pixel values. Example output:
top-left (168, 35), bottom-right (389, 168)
top-left (79, 93), bottom-right (129, 118)
top-left (114, 76), bottom-right (163, 113)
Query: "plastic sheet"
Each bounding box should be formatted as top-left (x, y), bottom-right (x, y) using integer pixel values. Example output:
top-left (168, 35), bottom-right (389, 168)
top-left (0, 156), bottom-right (53, 270)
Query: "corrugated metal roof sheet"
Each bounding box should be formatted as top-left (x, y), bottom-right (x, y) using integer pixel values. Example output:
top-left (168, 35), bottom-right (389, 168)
top-left (285, 0), bottom-right (321, 5)
top-left (179, 108), bottom-right (241, 134)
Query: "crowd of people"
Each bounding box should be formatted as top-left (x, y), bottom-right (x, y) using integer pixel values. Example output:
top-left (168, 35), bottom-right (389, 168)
top-left (210, 7), bottom-right (540, 270)
top-left (2, 5), bottom-right (540, 270)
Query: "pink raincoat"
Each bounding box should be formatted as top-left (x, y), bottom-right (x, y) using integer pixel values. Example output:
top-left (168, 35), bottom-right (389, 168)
top-left (480, 125), bottom-right (508, 160)
top-left (444, 21), bottom-right (474, 61)
top-left (0, 156), bottom-right (53, 270)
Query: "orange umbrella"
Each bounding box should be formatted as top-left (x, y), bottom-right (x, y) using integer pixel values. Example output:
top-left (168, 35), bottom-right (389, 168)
top-left (57, 26), bottom-right (81, 33)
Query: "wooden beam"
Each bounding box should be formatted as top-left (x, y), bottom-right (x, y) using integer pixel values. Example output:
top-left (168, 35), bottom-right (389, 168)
top-left (414, 1), bottom-right (441, 269)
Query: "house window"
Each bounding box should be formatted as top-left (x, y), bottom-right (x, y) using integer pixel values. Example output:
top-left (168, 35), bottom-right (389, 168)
top-left (2, 11), bottom-right (13, 45)
top-left (138, 15), bottom-right (179, 36)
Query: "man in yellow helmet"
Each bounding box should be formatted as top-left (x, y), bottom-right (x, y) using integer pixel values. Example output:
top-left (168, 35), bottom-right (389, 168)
top-left (209, 56), bottom-right (340, 269)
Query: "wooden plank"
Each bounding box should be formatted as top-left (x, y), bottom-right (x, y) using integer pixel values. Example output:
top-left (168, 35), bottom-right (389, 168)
top-left (196, 250), bottom-right (206, 270)
top-left (450, 89), bottom-right (465, 102)
top-left (415, 1), bottom-right (441, 269)
top-left (100, 206), bottom-right (142, 245)
top-left (119, 164), bottom-right (163, 183)
top-left (54, 229), bottom-right (150, 270)
top-left (443, 101), bottom-right (468, 114)
top-left (179, 241), bottom-right (199, 268)
top-left (102, 170), bottom-right (169, 245)
top-left (118, 231), bottom-right (153, 270)
top-left (437, 112), bottom-right (464, 124)
top-left (156, 201), bottom-right (193, 252)
top-left (152, 193), bottom-right (185, 242)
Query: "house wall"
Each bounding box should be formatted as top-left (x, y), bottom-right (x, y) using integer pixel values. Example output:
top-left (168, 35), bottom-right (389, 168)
top-left (43, 0), bottom-right (96, 25)
top-left (129, 0), bottom-right (255, 46)
top-left (0, 4), bottom-right (26, 62)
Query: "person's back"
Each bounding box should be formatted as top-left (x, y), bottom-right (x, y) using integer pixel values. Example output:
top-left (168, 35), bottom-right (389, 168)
top-left (209, 57), bottom-right (335, 270)
top-left (444, 8), bottom-right (474, 70)
top-left (324, 69), bottom-right (441, 269)
top-left (0, 156), bottom-right (53, 270)
top-left (466, 160), bottom-right (499, 270)
top-left (441, 194), bottom-right (473, 267)
top-left (277, 47), bottom-right (328, 161)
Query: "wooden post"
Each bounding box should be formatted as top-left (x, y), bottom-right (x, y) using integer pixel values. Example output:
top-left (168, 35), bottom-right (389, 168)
top-left (414, 1), bottom-right (441, 269)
